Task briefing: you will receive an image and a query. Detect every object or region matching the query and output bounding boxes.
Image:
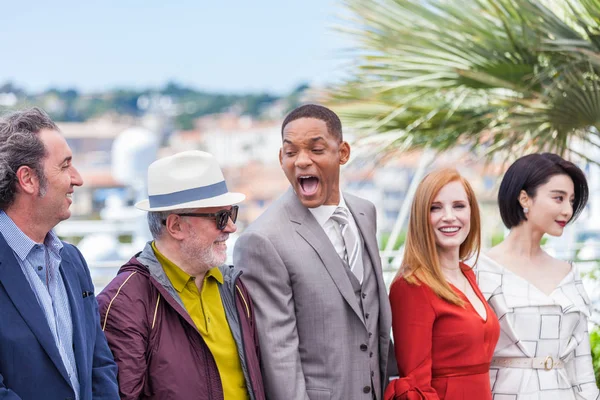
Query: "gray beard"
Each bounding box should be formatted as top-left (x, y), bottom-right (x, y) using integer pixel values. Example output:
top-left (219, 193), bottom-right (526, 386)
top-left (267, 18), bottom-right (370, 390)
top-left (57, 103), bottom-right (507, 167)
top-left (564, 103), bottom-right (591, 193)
top-left (181, 235), bottom-right (225, 273)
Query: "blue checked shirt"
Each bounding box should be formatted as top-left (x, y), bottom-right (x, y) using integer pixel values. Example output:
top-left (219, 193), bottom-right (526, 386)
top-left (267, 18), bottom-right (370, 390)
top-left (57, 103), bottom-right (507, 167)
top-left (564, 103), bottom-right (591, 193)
top-left (0, 211), bottom-right (80, 399)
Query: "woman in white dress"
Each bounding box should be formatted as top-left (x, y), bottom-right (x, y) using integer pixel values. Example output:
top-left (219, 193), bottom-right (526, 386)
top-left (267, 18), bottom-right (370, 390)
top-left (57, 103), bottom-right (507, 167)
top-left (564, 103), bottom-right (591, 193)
top-left (476, 153), bottom-right (598, 400)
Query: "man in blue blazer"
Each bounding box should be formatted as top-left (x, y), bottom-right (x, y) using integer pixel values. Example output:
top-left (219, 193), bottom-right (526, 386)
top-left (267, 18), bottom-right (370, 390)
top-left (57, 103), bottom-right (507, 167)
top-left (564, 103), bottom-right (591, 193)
top-left (0, 108), bottom-right (119, 400)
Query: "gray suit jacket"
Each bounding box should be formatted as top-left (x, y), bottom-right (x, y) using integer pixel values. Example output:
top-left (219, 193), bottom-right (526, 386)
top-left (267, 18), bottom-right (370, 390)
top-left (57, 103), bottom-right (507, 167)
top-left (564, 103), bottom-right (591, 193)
top-left (233, 188), bottom-right (392, 400)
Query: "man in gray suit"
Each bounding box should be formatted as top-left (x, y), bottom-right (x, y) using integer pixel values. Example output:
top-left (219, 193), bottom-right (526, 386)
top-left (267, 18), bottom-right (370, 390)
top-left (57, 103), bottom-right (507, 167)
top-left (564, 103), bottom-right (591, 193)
top-left (233, 104), bottom-right (392, 400)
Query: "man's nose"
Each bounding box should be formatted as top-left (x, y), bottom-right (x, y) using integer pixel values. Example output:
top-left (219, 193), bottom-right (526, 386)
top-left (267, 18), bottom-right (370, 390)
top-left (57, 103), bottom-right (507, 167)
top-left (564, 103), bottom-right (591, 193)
top-left (294, 151), bottom-right (312, 168)
top-left (71, 165), bottom-right (83, 187)
top-left (224, 215), bottom-right (237, 233)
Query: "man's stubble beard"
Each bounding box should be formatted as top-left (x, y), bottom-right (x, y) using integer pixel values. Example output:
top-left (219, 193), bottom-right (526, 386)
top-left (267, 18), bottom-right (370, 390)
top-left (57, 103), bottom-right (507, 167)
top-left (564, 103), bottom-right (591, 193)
top-left (181, 230), bottom-right (226, 275)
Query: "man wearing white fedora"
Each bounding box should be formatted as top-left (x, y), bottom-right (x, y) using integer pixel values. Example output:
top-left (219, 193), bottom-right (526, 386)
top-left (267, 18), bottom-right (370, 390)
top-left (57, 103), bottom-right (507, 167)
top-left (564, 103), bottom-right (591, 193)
top-left (97, 151), bottom-right (265, 400)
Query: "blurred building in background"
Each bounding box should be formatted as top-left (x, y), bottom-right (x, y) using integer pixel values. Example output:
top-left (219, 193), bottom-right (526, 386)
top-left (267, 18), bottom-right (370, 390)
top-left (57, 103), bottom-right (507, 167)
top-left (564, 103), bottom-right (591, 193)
top-left (31, 108), bottom-right (597, 296)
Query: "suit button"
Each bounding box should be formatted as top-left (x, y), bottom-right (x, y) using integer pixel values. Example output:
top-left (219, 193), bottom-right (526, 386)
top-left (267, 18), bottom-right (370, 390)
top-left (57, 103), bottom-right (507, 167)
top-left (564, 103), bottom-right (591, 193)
top-left (362, 292), bottom-right (367, 299)
top-left (369, 352), bottom-right (373, 358)
top-left (365, 313), bottom-right (370, 319)
top-left (368, 332), bottom-right (372, 338)
top-left (363, 386), bottom-right (371, 393)
top-left (371, 371), bottom-right (375, 377)
top-left (360, 344), bottom-right (368, 351)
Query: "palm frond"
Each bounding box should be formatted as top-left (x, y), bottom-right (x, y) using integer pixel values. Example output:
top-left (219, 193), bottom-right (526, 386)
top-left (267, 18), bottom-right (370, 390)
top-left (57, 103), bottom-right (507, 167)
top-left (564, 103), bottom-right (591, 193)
top-left (328, 0), bottom-right (600, 164)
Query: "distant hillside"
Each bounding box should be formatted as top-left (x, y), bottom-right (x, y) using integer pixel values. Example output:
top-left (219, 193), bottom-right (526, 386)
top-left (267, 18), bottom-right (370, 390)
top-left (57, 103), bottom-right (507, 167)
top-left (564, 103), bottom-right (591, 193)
top-left (0, 81), bottom-right (310, 130)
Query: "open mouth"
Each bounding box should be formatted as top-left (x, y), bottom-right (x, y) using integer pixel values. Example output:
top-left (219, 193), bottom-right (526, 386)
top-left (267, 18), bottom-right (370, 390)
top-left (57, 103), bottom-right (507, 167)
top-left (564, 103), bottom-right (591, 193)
top-left (297, 175), bottom-right (319, 196)
top-left (439, 226), bottom-right (460, 236)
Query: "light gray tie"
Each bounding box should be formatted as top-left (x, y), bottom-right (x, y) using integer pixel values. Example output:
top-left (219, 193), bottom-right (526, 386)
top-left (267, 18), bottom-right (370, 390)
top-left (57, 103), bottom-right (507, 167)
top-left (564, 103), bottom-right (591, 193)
top-left (331, 207), bottom-right (363, 283)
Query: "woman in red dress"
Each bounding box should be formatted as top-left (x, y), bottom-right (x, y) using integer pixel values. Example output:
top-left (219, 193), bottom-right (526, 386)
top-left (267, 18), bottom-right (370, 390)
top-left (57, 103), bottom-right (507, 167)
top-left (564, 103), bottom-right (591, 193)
top-left (385, 168), bottom-right (500, 400)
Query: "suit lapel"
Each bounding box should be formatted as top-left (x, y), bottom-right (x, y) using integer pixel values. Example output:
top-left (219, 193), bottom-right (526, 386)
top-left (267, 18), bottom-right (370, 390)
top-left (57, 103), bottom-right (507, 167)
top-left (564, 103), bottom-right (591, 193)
top-left (345, 197), bottom-right (378, 267)
top-left (60, 255), bottom-right (86, 390)
top-left (285, 190), bottom-right (366, 325)
top-left (0, 235), bottom-right (72, 385)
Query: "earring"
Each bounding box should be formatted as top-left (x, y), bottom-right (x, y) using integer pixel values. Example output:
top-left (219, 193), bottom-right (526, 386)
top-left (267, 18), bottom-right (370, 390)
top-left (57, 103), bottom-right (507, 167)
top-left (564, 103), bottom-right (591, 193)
top-left (523, 207), bottom-right (529, 214)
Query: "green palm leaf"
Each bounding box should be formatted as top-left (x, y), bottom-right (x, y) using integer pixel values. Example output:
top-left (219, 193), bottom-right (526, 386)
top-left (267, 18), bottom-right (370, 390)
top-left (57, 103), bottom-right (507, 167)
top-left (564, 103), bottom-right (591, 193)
top-left (328, 0), bottom-right (600, 164)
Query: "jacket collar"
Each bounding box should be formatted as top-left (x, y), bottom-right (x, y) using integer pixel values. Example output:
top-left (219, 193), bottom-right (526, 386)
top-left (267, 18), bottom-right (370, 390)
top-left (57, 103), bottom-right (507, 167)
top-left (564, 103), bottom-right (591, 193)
top-left (135, 242), bottom-right (186, 310)
top-left (125, 242), bottom-right (244, 331)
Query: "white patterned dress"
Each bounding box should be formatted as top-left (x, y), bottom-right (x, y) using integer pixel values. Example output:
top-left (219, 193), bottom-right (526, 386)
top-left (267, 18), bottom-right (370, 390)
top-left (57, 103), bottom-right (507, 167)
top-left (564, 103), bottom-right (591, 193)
top-left (475, 254), bottom-right (599, 400)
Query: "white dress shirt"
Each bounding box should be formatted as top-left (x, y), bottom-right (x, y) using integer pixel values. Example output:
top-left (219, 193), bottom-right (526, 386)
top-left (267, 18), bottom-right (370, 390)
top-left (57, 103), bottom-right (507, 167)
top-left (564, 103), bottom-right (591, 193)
top-left (308, 193), bottom-right (362, 268)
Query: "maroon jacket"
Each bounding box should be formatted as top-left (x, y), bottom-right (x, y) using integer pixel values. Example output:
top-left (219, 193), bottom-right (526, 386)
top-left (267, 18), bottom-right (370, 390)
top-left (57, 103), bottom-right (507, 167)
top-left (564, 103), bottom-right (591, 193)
top-left (97, 243), bottom-right (265, 400)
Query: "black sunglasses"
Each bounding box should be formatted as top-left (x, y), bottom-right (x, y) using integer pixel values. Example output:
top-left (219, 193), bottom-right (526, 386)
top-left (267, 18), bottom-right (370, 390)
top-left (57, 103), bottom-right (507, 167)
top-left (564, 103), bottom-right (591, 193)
top-left (163, 205), bottom-right (239, 231)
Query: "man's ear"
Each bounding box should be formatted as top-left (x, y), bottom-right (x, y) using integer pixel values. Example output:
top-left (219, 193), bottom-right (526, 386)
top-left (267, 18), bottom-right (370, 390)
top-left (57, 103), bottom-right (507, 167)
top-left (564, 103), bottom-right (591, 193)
top-left (165, 214), bottom-right (187, 240)
top-left (15, 166), bottom-right (38, 195)
top-left (278, 147), bottom-right (283, 167)
top-left (339, 141), bottom-right (351, 165)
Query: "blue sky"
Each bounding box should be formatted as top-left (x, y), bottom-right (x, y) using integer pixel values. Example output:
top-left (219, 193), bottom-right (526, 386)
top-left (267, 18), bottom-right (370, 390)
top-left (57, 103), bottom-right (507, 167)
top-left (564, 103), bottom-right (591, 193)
top-left (0, 0), bottom-right (353, 94)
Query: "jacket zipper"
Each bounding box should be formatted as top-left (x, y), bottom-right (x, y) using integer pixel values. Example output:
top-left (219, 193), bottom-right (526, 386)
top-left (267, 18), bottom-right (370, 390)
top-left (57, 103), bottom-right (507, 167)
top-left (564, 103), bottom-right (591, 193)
top-left (148, 272), bottom-right (220, 400)
top-left (231, 274), bottom-right (256, 400)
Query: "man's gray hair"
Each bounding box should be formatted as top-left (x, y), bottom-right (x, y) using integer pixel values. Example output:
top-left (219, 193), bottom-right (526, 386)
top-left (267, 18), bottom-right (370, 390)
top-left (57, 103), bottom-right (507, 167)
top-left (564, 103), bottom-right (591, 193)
top-left (0, 107), bottom-right (58, 210)
top-left (147, 208), bottom-right (189, 239)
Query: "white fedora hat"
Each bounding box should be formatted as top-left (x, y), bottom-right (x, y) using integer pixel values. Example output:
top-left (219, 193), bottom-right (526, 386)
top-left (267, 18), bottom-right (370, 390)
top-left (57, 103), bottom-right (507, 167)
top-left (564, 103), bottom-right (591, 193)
top-left (135, 150), bottom-right (245, 212)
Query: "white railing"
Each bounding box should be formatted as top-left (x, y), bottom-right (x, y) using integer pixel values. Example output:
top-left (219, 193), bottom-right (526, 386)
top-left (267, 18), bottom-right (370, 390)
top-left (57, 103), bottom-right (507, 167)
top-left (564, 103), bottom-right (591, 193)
top-left (88, 252), bottom-right (600, 325)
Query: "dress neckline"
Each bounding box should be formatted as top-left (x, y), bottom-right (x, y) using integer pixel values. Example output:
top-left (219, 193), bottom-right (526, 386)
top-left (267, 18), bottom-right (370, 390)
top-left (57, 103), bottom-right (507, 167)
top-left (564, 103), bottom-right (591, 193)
top-left (448, 264), bottom-right (489, 322)
top-left (480, 253), bottom-right (574, 299)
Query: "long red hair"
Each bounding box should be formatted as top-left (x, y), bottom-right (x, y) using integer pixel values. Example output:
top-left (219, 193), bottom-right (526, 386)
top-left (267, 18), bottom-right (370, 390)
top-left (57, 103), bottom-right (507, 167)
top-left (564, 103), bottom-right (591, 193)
top-left (395, 168), bottom-right (481, 306)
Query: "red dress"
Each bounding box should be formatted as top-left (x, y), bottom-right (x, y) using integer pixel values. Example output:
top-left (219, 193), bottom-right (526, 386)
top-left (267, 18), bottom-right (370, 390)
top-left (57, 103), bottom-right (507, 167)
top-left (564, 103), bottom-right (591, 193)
top-left (386, 264), bottom-right (500, 400)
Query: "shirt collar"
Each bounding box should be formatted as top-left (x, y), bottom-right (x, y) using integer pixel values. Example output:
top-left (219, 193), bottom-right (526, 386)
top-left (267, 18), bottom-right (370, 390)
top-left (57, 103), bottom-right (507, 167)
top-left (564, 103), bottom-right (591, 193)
top-left (205, 266), bottom-right (224, 285)
top-left (0, 210), bottom-right (63, 261)
top-left (152, 241), bottom-right (223, 293)
top-left (308, 191), bottom-right (347, 228)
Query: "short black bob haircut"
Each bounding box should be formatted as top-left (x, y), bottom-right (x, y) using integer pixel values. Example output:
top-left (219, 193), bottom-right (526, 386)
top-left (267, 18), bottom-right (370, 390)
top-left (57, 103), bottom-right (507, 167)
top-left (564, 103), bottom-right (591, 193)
top-left (498, 153), bottom-right (589, 229)
top-left (281, 104), bottom-right (343, 142)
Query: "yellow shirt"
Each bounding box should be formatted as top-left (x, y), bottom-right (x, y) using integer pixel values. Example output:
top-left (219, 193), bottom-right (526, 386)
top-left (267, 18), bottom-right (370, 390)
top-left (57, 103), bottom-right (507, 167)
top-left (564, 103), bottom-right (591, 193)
top-left (152, 242), bottom-right (248, 399)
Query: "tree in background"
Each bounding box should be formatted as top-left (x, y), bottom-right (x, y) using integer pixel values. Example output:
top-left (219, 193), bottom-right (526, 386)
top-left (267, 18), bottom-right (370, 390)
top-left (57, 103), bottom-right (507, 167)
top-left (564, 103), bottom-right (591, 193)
top-left (0, 81), bottom-right (310, 130)
top-left (328, 0), bottom-right (600, 163)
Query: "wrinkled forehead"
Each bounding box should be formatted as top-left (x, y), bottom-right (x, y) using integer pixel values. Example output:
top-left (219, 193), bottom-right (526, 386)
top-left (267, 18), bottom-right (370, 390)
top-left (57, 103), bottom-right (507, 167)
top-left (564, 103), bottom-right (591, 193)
top-left (282, 134), bottom-right (330, 146)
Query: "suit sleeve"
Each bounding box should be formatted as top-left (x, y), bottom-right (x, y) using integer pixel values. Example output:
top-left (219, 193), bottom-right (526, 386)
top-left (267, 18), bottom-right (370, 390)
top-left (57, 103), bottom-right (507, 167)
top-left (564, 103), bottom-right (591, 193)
top-left (97, 274), bottom-right (149, 400)
top-left (234, 231), bottom-right (310, 400)
top-left (0, 376), bottom-right (23, 399)
top-left (386, 278), bottom-right (440, 400)
top-left (73, 246), bottom-right (120, 400)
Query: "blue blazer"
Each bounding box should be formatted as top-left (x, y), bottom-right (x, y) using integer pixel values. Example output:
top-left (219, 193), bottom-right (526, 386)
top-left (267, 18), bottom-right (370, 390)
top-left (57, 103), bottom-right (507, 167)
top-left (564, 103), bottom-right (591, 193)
top-left (0, 234), bottom-right (119, 400)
